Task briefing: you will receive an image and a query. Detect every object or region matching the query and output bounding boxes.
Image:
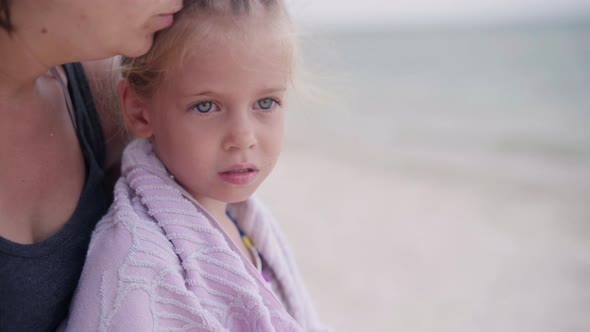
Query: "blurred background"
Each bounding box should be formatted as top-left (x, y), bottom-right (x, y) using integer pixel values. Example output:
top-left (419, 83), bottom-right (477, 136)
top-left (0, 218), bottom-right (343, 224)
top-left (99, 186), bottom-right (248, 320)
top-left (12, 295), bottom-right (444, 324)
top-left (257, 1), bottom-right (590, 331)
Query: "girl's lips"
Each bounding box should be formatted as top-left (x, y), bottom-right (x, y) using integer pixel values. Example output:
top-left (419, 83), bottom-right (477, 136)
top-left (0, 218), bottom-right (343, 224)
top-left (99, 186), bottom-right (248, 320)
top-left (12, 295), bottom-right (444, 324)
top-left (219, 165), bottom-right (259, 185)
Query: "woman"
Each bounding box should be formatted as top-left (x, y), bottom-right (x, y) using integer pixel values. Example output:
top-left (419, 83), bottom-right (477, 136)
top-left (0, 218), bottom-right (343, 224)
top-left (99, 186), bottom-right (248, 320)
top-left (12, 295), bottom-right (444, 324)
top-left (0, 0), bottom-right (182, 330)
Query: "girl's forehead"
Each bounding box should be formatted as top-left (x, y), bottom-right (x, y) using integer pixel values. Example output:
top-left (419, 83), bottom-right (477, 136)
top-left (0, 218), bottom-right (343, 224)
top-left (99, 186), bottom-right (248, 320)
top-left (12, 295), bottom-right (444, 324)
top-left (178, 40), bottom-right (290, 83)
top-left (153, 10), bottom-right (295, 93)
top-left (179, 19), bottom-right (293, 72)
top-left (198, 14), bottom-right (288, 48)
top-left (159, 23), bottom-right (291, 96)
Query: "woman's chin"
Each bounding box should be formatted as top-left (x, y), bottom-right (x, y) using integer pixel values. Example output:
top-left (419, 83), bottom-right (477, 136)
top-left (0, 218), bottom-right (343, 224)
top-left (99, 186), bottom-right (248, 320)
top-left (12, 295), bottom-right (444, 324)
top-left (121, 37), bottom-right (154, 58)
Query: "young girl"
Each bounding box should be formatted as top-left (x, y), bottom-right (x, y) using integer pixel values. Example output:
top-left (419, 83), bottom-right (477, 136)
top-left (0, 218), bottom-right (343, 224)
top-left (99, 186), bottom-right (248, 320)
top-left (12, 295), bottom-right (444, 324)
top-left (62, 0), bottom-right (328, 331)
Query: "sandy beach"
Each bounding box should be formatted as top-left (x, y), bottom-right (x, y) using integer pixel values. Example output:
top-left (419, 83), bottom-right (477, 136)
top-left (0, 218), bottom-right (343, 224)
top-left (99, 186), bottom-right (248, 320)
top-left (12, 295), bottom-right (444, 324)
top-left (255, 22), bottom-right (590, 331)
top-left (257, 140), bottom-right (590, 332)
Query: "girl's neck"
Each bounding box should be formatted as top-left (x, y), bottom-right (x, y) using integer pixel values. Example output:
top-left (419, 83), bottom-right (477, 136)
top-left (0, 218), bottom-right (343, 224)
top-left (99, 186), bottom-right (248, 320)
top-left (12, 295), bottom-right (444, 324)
top-left (195, 196), bottom-right (228, 224)
top-left (197, 198), bottom-right (257, 268)
top-left (197, 198), bottom-right (242, 245)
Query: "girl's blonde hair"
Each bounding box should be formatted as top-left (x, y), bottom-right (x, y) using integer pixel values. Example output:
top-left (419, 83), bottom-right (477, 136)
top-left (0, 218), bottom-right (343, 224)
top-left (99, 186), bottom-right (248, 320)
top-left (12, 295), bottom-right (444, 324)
top-left (121, 0), bottom-right (296, 98)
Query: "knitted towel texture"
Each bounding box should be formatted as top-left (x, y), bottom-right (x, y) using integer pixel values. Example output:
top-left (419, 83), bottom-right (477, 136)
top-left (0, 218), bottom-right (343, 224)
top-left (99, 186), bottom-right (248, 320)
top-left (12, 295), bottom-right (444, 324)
top-left (62, 139), bottom-right (328, 332)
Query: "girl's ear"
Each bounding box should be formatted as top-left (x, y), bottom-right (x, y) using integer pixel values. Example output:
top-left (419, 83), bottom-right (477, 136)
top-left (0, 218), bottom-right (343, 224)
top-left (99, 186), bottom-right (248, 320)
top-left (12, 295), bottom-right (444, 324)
top-left (118, 79), bottom-right (153, 138)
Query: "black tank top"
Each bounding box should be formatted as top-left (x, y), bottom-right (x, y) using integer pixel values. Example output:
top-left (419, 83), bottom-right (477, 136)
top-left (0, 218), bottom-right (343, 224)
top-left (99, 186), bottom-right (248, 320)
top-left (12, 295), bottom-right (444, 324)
top-left (0, 63), bottom-right (110, 331)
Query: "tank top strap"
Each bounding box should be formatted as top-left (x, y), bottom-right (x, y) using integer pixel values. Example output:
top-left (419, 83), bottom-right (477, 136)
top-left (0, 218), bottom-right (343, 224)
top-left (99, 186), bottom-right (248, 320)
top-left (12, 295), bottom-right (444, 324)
top-left (61, 63), bottom-right (106, 169)
top-left (50, 66), bottom-right (77, 131)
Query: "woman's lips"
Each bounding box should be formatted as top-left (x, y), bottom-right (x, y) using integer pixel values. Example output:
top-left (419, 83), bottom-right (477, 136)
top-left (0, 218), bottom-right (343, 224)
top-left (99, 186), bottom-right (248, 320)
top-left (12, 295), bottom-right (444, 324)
top-left (155, 14), bottom-right (175, 29)
top-left (219, 165), bottom-right (259, 185)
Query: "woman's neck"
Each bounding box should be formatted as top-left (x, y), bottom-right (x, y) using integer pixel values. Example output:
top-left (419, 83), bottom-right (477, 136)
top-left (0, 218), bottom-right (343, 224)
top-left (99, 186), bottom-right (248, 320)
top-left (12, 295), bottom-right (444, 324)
top-left (0, 69), bottom-right (67, 149)
top-left (0, 31), bottom-right (59, 97)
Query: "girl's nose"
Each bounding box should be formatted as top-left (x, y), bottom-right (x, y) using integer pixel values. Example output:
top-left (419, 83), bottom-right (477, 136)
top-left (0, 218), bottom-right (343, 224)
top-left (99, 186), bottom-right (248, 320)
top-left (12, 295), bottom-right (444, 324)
top-left (222, 113), bottom-right (257, 151)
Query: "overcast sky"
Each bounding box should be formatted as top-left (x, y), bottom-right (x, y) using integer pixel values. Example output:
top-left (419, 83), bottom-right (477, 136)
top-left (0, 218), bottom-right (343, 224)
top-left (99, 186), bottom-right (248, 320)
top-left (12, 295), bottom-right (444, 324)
top-left (288, 0), bottom-right (590, 27)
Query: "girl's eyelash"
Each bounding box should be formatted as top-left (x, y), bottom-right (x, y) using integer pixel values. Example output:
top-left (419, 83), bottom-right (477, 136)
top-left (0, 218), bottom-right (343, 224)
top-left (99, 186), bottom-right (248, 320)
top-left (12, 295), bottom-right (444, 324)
top-left (187, 98), bottom-right (283, 114)
top-left (189, 100), bottom-right (218, 115)
top-left (254, 98), bottom-right (277, 112)
top-left (268, 98), bottom-right (281, 106)
top-left (257, 98), bottom-right (282, 109)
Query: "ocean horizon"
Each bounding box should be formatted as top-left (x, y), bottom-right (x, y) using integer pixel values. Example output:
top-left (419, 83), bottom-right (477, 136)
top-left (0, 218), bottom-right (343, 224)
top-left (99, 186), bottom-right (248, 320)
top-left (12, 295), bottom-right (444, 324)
top-left (286, 19), bottom-right (590, 192)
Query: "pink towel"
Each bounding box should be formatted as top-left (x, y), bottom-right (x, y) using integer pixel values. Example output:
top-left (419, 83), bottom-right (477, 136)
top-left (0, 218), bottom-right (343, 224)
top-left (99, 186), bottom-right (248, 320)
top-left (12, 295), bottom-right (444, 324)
top-left (62, 139), bottom-right (329, 331)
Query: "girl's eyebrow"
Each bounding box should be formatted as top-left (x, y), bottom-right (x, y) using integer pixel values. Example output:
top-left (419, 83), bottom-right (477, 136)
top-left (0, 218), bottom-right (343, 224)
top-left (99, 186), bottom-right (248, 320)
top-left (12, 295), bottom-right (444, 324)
top-left (185, 90), bottom-right (216, 97)
top-left (258, 87), bottom-right (286, 95)
top-left (184, 87), bottom-right (286, 97)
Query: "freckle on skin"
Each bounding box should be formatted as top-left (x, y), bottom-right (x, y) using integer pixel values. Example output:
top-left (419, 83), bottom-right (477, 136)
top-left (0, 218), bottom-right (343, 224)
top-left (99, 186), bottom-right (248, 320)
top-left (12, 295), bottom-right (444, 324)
top-left (41, 27), bottom-right (47, 34)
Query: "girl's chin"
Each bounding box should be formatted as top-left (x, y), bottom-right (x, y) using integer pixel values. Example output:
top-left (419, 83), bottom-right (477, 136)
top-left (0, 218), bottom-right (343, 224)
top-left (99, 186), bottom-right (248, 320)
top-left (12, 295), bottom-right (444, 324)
top-left (195, 191), bottom-right (256, 206)
top-left (221, 187), bottom-right (259, 204)
top-left (189, 184), bottom-right (260, 207)
top-left (223, 193), bottom-right (256, 204)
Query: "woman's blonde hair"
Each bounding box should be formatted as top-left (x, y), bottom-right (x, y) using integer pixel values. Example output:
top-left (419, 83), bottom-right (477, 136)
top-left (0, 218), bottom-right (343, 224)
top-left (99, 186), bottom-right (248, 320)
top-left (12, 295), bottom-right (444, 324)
top-left (121, 0), bottom-right (296, 98)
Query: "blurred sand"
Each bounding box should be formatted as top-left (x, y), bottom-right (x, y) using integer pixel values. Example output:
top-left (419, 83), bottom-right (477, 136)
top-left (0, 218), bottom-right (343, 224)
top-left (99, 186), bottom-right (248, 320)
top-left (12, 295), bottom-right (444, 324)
top-left (257, 139), bottom-right (590, 332)
top-left (253, 23), bottom-right (590, 331)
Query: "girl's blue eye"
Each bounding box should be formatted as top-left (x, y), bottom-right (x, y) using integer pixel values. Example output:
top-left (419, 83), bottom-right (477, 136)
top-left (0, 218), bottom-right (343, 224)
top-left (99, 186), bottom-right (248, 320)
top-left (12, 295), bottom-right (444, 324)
top-left (256, 98), bottom-right (275, 110)
top-left (195, 101), bottom-right (213, 113)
